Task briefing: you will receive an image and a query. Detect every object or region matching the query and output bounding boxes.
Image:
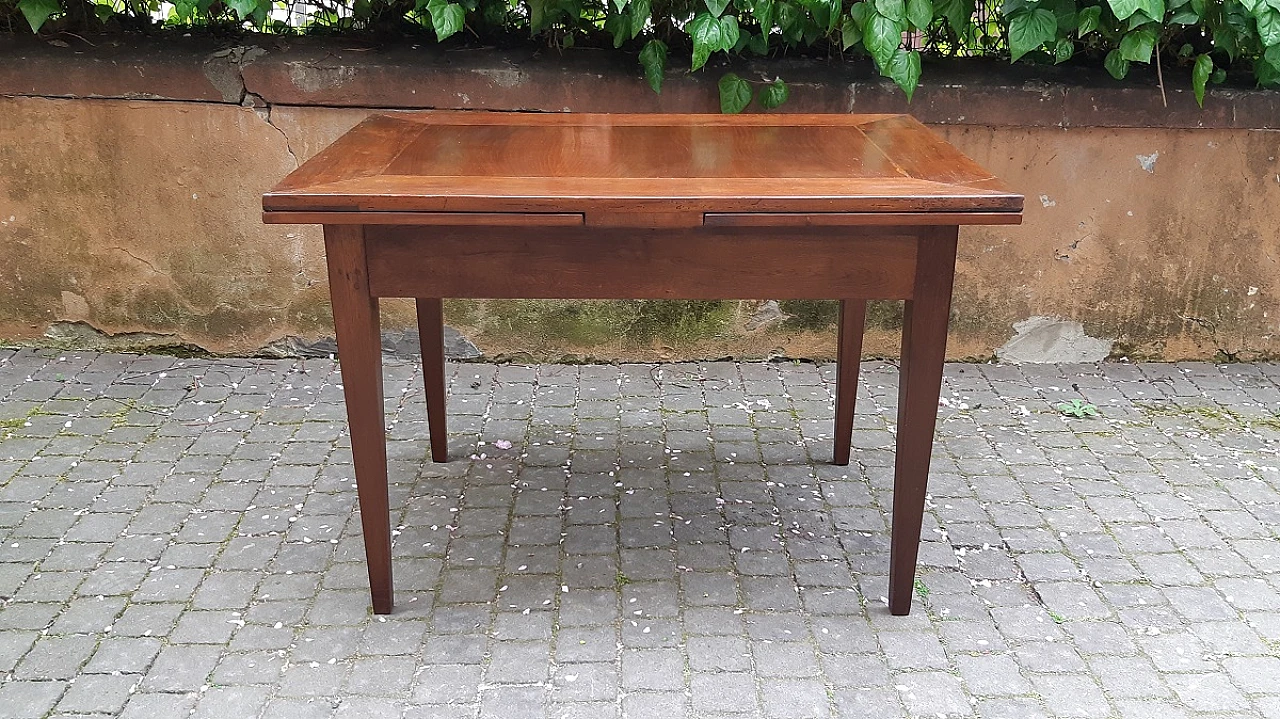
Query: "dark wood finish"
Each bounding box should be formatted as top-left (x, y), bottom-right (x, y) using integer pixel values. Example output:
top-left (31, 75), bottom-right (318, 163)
top-left (263, 113), bottom-right (1022, 222)
top-left (265, 112), bottom-right (1022, 617)
top-left (263, 211), bottom-right (585, 226)
top-left (364, 226), bottom-right (920, 300)
top-left (702, 211), bottom-right (1024, 227)
top-left (833, 300), bottom-right (867, 466)
top-left (889, 226), bottom-right (959, 615)
top-left (323, 225), bottom-right (394, 615)
top-left (415, 298), bottom-right (449, 462)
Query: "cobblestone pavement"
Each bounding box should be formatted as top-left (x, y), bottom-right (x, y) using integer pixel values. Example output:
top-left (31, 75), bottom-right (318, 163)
top-left (1, 348), bottom-right (1279, 719)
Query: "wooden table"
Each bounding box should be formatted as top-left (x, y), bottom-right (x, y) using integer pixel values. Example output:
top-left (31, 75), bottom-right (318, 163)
top-left (263, 112), bottom-right (1022, 616)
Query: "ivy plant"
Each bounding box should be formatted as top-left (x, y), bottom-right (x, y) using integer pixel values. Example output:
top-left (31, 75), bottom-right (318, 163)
top-left (3, 0), bottom-right (1278, 110)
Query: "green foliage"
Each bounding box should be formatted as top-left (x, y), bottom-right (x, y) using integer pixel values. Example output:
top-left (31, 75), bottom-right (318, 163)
top-left (3, 0), bottom-right (1279, 109)
top-left (718, 71), bottom-right (752, 111)
top-left (1057, 398), bottom-right (1100, 418)
top-left (638, 38), bottom-right (667, 93)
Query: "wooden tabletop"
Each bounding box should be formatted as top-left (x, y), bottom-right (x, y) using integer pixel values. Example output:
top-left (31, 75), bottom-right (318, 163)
top-left (263, 112), bottom-right (1023, 223)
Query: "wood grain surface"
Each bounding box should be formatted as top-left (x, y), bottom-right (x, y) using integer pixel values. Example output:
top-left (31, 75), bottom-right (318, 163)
top-left (264, 112), bottom-right (1023, 222)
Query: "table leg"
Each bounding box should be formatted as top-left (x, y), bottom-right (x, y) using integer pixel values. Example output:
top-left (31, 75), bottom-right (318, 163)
top-left (415, 298), bottom-right (449, 462)
top-left (324, 225), bottom-right (394, 615)
top-left (888, 228), bottom-right (958, 615)
top-left (833, 300), bottom-right (867, 466)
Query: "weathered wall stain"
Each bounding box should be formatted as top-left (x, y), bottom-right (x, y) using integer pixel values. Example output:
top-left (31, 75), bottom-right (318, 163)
top-left (2, 45), bottom-right (1278, 361)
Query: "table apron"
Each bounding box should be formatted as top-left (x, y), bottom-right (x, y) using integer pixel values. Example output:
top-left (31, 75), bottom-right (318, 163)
top-left (361, 224), bottom-right (924, 300)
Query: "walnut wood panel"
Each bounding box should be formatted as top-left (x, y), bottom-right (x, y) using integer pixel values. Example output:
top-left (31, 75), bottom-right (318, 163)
top-left (363, 226), bottom-right (920, 300)
top-left (703, 212), bottom-right (1024, 227)
top-left (263, 211), bottom-right (585, 226)
top-left (263, 112), bottom-right (1024, 219)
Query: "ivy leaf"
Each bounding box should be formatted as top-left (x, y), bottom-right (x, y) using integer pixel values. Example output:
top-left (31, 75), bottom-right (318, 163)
top-left (1168, 6), bottom-right (1199, 22)
top-left (865, 12), bottom-right (904, 66)
top-left (427, 0), bottom-right (466, 41)
top-left (720, 14), bottom-right (741, 48)
top-left (1077, 4), bottom-right (1101, 34)
top-left (718, 72), bottom-right (753, 113)
top-left (17, 0), bottom-right (59, 31)
top-left (841, 15), bottom-right (862, 47)
top-left (1190, 0), bottom-right (1206, 14)
top-left (758, 78), bottom-right (790, 108)
top-left (630, 0), bottom-right (651, 36)
top-left (1137, 0), bottom-right (1165, 19)
top-left (850, 0), bottom-right (872, 28)
top-left (226, 0), bottom-right (257, 19)
top-left (808, 0), bottom-right (841, 32)
top-left (174, 0), bottom-right (199, 20)
top-left (1256, 7), bottom-right (1280, 47)
top-left (1050, 0), bottom-right (1077, 30)
top-left (639, 38), bottom-right (667, 93)
top-left (934, 0), bottom-right (974, 34)
top-left (1008, 8), bottom-right (1057, 61)
top-left (1258, 59), bottom-right (1280, 85)
top-left (529, 0), bottom-right (549, 31)
top-left (1054, 37), bottom-right (1074, 62)
top-left (612, 0), bottom-right (628, 11)
top-left (705, 0), bottom-right (731, 16)
top-left (605, 12), bottom-right (631, 46)
top-left (752, 0), bottom-right (774, 31)
top-left (776, 1), bottom-right (799, 29)
top-left (1268, 42), bottom-right (1280, 66)
top-left (906, 0), bottom-right (933, 28)
top-left (883, 48), bottom-right (922, 100)
top-left (875, 0), bottom-right (906, 22)
top-left (1240, 0), bottom-right (1260, 11)
top-left (1107, 0), bottom-right (1141, 19)
top-left (1118, 25), bottom-right (1156, 62)
top-left (747, 32), bottom-right (769, 53)
top-left (1104, 48), bottom-right (1131, 77)
top-left (688, 12), bottom-right (725, 70)
top-left (1191, 53), bottom-right (1212, 106)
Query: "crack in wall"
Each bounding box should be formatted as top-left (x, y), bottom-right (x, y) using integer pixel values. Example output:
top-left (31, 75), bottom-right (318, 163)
top-left (108, 246), bottom-right (163, 276)
top-left (251, 96), bottom-right (299, 169)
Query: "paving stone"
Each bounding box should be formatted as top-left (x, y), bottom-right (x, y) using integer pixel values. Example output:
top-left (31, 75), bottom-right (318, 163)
top-left (82, 636), bottom-right (162, 674)
top-left (345, 656), bottom-right (417, 696)
top-left (0, 680), bottom-right (68, 719)
top-left (14, 635), bottom-right (98, 679)
top-left (688, 635), bottom-right (751, 672)
top-left (54, 673), bottom-right (137, 714)
top-left (191, 685), bottom-right (272, 719)
top-left (954, 654), bottom-right (1032, 696)
top-left (141, 644), bottom-right (222, 691)
top-left (622, 691), bottom-right (688, 719)
top-left (486, 641), bottom-right (550, 684)
top-left (895, 671), bottom-right (972, 717)
top-left (691, 672), bottom-right (758, 714)
top-left (621, 648), bottom-right (685, 691)
top-left (761, 677), bottom-right (832, 718)
top-left (7, 354), bottom-right (1280, 717)
top-left (1029, 674), bottom-right (1111, 717)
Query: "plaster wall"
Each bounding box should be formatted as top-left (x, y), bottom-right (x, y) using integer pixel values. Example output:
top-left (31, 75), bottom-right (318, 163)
top-left (1, 40), bottom-right (1277, 361)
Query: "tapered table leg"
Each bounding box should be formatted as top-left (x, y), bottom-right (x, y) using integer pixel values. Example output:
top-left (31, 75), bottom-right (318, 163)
top-left (834, 300), bottom-right (867, 466)
top-left (415, 298), bottom-right (449, 462)
top-left (324, 225), bottom-right (394, 615)
top-left (888, 228), bottom-right (958, 616)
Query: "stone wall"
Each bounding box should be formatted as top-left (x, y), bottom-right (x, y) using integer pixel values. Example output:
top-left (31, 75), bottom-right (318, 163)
top-left (2, 37), bottom-right (1277, 361)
